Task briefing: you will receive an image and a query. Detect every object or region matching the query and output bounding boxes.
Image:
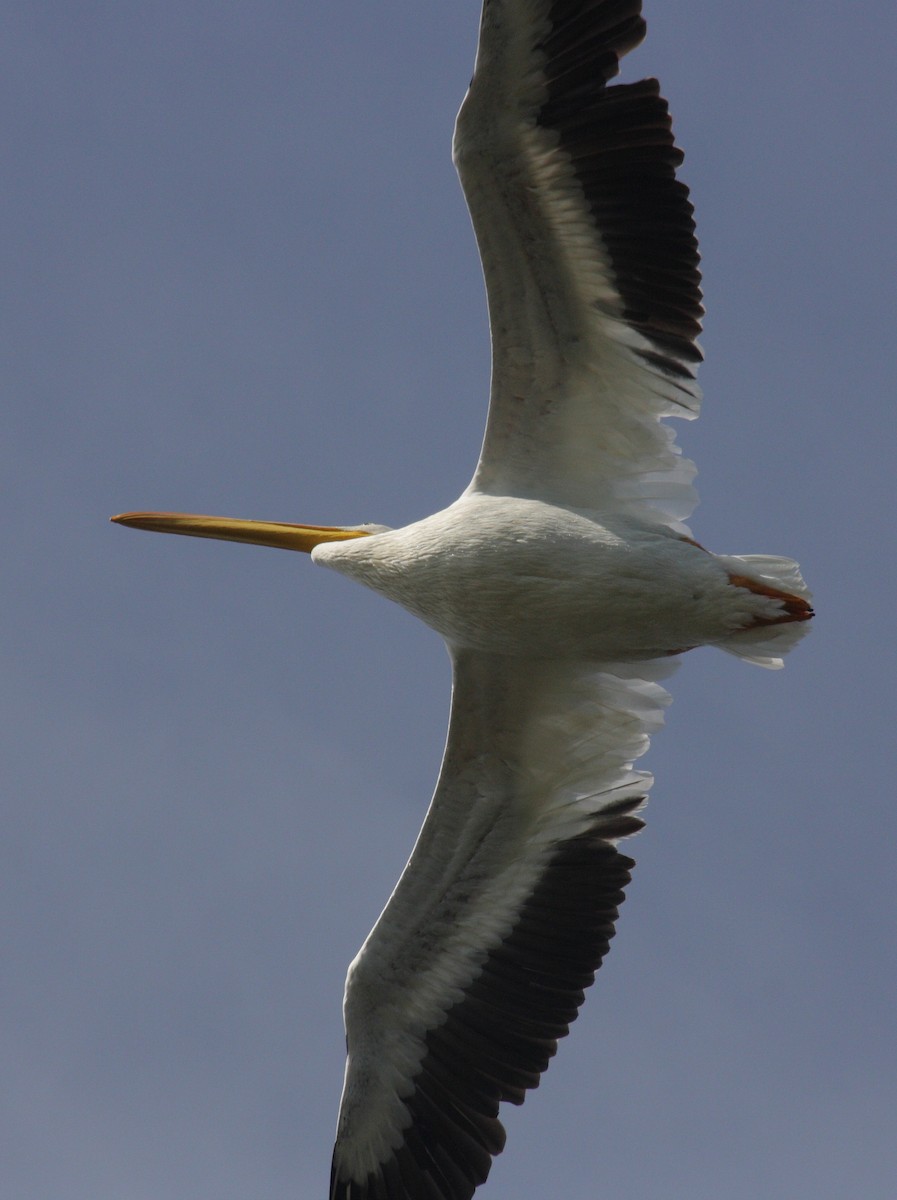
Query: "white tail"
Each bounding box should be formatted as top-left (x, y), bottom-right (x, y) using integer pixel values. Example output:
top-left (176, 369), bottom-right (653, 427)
top-left (717, 554), bottom-right (814, 669)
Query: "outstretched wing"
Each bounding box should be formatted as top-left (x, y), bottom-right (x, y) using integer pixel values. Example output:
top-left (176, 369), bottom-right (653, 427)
top-left (455, 0), bottom-right (703, 526)
top-left (329, 650), bottom-right (673, 1199)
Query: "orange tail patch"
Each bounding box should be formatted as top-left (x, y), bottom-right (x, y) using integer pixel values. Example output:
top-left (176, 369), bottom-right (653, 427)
top-left (728, 573), bottom-right (815, 627)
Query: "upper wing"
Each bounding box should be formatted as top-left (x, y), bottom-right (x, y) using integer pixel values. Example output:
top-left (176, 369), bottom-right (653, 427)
top-left (329, 650), bottom-right (673, 1199)
top-left (455, 0), bottom-right (703, 526)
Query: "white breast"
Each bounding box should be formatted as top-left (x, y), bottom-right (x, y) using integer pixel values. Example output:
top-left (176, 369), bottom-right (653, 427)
top-left (312, 493), bottom-right (749, 660)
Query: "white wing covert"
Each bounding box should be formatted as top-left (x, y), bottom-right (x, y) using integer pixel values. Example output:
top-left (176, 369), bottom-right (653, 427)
top-left (454, 0), bottom-right (703, 525)
top-left (329, 651), bottom-right (673, 1199)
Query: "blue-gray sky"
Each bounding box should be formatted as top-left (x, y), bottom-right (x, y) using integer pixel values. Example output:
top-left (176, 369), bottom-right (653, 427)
top-left (5, 2), bottom-right (896, 1197)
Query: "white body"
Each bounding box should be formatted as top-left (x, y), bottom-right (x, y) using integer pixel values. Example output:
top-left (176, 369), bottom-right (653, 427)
top-left (315, 493), bottom-right (806, 664)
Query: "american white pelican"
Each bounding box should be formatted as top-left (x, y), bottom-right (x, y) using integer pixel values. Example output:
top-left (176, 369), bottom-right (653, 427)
top-left (113, 1), bottom-right (813, 1196)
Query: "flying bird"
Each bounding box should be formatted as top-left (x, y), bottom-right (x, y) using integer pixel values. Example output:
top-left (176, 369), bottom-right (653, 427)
top-left (113, 1), bottom-right (813, 1197)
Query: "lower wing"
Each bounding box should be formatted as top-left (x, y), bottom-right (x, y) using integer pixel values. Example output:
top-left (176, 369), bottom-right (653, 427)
top-left (329, 649), bottom-right (675, 1199)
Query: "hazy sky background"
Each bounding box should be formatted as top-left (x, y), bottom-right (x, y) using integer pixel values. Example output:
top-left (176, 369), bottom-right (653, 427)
top-left (5, 2), bottom-right (896, 1197)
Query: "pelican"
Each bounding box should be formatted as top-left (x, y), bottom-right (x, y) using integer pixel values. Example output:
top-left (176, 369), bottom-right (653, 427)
top-left (113, 1), bottom-right (813, 1196)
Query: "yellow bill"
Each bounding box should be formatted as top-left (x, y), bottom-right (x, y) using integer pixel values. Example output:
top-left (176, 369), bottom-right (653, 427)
top-left (110, 511), bottom-right (372, 553)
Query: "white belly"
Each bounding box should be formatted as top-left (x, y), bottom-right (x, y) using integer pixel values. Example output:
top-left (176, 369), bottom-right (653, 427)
top-left (312, 494), bottom-right (759, 661)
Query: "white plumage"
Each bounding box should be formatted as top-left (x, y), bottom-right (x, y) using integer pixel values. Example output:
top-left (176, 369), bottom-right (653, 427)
top-left (113, 2), bottom-right (813, 1197)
